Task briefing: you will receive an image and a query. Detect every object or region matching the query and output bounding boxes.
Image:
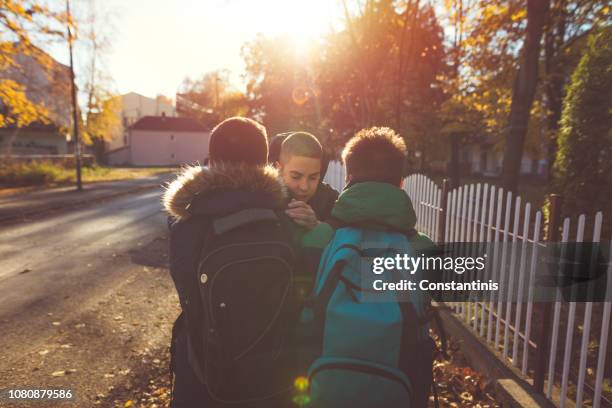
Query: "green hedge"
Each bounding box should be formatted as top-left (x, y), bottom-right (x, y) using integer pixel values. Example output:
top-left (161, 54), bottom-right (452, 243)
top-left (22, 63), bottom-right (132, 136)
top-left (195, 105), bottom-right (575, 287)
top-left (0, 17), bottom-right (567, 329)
top-left (552, 27), bottom-right (612, 238)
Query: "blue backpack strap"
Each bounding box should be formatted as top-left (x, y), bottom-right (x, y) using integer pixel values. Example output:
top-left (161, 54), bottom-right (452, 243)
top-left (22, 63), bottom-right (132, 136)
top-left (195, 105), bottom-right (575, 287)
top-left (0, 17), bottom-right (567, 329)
top-left (327, 216), bottom-right (417, 240)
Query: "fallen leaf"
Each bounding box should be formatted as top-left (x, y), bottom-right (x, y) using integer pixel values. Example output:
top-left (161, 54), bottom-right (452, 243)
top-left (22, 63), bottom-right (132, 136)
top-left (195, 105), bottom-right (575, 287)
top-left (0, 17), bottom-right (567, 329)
top-left (51, 369), bottom-right (75, 377)
top-left (460, 391), bottom-right (474, 402)
top-left (39, 349), bottom-right (49, 356)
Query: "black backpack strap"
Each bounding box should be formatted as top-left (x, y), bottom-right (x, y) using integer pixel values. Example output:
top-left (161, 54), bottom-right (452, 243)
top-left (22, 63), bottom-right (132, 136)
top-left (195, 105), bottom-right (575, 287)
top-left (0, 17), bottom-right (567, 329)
top-left (186, 335), bottom-right (206, 384)
top-left (418, 305), bottom-right (450, 360)
top-left (169, 312), bottom-right (185, 400)
top-left (431, 307), bottom-right (450, 360)
top-left (211, 208), bottom-right (279, 235)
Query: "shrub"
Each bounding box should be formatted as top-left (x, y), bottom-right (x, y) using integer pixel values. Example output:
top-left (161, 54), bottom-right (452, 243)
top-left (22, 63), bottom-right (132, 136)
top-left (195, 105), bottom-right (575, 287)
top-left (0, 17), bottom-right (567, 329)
top-left (0, 161), bottom-right (64, 187)
top-left (552, 27), bottom-right (612, 238)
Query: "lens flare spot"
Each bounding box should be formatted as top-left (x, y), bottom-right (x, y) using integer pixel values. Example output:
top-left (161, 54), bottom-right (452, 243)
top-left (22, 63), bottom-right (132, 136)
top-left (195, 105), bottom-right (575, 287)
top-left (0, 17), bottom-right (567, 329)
top-left (292, 394), bottom-right (311, 406)
top-left (294, 376), bottom-right (309, 392)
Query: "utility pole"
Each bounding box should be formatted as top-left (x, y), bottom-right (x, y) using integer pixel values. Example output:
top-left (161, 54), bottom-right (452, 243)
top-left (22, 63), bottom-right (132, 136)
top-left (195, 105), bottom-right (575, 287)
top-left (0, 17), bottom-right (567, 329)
top-left (66, 0), bottom-right (82, 191)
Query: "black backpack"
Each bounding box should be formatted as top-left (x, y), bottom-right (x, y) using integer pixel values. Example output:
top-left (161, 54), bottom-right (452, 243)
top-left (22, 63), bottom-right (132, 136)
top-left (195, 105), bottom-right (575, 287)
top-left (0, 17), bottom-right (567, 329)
top-left (185, 207), bottom-right (298, 404)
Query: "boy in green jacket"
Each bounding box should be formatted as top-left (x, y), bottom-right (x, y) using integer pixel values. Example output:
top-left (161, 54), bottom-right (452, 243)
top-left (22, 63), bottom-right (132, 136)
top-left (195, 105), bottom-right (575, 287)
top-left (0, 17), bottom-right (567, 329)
top-left (301, 126), bottom-right (434, 253)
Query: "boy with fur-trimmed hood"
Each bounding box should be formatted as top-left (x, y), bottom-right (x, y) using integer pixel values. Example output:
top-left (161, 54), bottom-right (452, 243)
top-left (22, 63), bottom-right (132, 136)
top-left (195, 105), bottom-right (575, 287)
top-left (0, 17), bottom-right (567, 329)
top-left (163, 117), bottom-right (288, 407)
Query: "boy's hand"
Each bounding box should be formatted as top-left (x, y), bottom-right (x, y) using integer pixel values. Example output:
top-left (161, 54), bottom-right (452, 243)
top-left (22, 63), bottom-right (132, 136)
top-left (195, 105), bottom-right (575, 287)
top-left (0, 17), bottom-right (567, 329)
top-left (285, 199), bottom-right (320, 230)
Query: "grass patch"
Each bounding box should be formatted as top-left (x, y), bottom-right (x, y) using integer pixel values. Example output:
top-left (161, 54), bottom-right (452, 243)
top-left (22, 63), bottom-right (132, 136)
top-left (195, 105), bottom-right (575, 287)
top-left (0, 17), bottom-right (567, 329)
top-left (0, 161), bottom-right (174, 189)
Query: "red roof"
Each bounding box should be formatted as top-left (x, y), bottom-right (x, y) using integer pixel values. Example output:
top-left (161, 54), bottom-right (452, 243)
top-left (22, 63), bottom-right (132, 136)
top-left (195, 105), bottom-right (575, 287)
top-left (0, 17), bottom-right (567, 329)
top-left (129, 116), bottom-right (208, 132)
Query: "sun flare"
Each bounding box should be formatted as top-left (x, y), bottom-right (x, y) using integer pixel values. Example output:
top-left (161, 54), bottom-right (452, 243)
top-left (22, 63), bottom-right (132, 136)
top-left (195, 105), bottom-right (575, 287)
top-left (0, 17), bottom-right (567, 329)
top-left (248, 0), bottom-right (339, 53)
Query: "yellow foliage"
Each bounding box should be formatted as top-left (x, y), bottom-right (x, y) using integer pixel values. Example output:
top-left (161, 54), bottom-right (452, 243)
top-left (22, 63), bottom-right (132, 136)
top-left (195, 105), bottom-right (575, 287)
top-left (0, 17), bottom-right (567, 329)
top-left (511, 9), bottom-right (527, 22)
top-left (84, 95), bottom-right (122, 144)
top-left (0, 79), bottom-right (49, 127)
top-left (0, 1), bottom-right (62, 129)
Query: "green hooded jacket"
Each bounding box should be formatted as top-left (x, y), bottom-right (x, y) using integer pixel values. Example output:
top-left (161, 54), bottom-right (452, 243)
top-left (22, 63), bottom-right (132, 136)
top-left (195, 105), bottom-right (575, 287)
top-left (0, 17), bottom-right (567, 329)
top-left (301, 181), bottom-right (435, 252)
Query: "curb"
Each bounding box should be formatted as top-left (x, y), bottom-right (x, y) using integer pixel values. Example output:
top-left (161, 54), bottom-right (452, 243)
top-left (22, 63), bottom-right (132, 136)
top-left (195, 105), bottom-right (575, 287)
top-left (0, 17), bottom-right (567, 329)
top-left (436, 303), bottom-right (558, 408)
top-left (0, 182), bottom-right (164, 225)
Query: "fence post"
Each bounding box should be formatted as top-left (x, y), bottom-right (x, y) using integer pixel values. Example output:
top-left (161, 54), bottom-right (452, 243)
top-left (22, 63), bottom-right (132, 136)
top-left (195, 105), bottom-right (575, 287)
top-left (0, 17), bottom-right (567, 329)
top-left (438, 179), bottom-right (449, 244)
top-left (533, 194), bottom-right (562, 393)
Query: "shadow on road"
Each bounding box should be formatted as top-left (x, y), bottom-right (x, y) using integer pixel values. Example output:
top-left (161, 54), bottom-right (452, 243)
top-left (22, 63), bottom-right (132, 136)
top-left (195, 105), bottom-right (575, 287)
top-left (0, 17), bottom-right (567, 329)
top-left (129, 236), bottom-right (169, 268)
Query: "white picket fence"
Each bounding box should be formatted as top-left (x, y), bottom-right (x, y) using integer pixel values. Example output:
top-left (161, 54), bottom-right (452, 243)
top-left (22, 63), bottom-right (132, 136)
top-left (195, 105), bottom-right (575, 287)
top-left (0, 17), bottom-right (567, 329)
top-left (323, 161), bottom-right (611, 408)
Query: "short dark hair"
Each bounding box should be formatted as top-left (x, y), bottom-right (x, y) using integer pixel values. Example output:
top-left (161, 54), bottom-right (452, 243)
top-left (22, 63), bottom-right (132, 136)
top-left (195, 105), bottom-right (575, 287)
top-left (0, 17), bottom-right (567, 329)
top-left (342, 127), bottom-right (407, 185)
top-left (209, 117), bottom-right (268, 165)
top-left (268, 133), bottom-right (291, 164)
top-left (279, 131), bottom-right (323, 164)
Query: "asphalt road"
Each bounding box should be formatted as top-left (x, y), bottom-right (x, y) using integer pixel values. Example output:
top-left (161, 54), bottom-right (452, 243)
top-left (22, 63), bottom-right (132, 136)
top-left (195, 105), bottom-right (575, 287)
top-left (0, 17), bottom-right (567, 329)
top-left (0, 187), bottom-right (180, 407)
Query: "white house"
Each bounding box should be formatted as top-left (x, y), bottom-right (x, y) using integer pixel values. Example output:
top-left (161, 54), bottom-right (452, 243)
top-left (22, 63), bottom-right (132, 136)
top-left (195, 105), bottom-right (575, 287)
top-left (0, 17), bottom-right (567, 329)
top-left (105, 92), bottom-right (176, 153)
top-left (107, 115), bottom-right (209, 166)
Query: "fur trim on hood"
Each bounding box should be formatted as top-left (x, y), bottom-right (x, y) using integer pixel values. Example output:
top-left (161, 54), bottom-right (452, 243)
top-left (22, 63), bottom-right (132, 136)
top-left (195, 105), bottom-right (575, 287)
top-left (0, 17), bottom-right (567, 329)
top-left (163, 163), bottom-right (284, 221)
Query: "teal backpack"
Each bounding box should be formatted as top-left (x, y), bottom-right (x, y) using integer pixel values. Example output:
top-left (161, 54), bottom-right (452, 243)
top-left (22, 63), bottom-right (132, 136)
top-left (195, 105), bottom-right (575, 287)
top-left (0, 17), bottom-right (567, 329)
top-left (303, 226), bottom-right (438, 408)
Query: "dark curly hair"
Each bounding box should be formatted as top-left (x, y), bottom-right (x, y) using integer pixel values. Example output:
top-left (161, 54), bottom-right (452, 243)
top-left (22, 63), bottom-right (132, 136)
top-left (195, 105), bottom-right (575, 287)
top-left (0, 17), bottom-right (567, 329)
top-left (342, 127), bottom-right (407, 185)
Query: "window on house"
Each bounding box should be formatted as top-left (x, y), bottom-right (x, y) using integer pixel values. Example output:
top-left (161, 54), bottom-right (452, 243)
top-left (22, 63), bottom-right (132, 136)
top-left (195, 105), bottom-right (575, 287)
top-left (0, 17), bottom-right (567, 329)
top-left (171, 153), bottom-right (175, 159)
top-left (170, 134), bottom-right (175, 140)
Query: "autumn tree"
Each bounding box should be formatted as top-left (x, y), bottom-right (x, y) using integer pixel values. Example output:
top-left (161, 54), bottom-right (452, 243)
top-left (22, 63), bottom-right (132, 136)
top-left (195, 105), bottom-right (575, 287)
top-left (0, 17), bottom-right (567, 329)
top-left (242, 0), bottom-right (447, 156)
top-left (241, 34), bottom-right (323, 138)
top-left (0, 0), bottom-right (63, 157)
top-left (177, 70), bottom-right (248, 129)
top-left (439, 0), bottom-right (476, 187)
top-left (501, 0), bottom-right (550, 193)
top-left (74, 0), bottom-right (121, 161)
top-left (450, 0), bottom-right (604, 190)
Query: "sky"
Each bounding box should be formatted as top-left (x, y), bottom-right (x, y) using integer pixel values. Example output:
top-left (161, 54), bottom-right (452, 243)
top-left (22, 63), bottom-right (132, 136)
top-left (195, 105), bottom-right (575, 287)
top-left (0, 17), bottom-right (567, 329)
top-left (49, 0), bottom-right (345, 100)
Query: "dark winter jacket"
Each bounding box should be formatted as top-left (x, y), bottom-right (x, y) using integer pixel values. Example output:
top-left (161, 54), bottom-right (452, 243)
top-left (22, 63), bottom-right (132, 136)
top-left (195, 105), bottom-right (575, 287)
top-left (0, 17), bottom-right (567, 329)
top-left (162, 163), bottom-right (289, 408)
top-left (306, 182), bottom-right (339, 222)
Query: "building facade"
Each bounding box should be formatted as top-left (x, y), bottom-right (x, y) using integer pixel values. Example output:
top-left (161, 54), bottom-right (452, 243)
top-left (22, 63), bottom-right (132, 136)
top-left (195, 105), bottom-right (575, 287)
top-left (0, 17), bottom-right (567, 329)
top-left (105, 92), bottom-right (176, 153)
top-left (0, 48), bottom-right (72, 155)
top-left (107, 115), bottom-right (209, 166)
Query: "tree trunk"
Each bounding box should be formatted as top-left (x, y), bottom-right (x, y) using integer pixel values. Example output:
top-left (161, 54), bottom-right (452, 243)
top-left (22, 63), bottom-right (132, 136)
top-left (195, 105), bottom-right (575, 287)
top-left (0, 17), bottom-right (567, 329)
top-left (501, 0), bottom-right (550, 193)
top-left (419, 149), bottom-right (427, 174)
top-left (449, 133), bottom-right (461, 188)
top-left (395, 0), bottom-right (419, 131)
top-left (544, 0), bottom-right (566, 179)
